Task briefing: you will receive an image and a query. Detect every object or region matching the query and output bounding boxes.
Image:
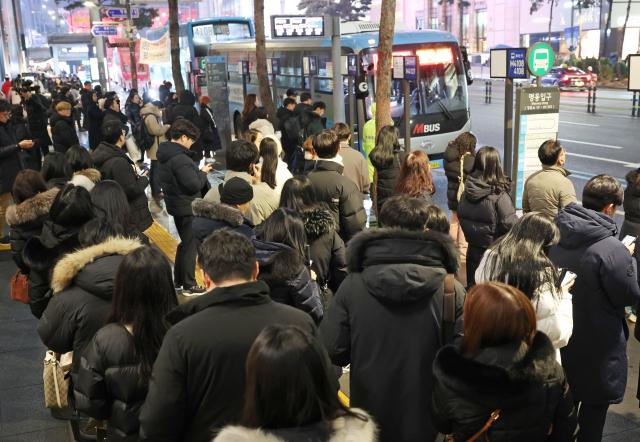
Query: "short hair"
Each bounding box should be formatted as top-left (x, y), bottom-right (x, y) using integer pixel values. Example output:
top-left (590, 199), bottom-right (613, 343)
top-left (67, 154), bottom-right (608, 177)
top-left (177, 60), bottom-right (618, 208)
top-left (55, 101), bottom-right (72, 112)
top-left (12, 170), bottom-right (47, 204)
top-left (65, 145), bottom-right (93, 172)
top-left (49, 184), bottom-right (95, 226)
top-left (283, 98), bottom-right (296, 108)
top-left (168, 118), bottom-right (200, 141)
top-left (538, 139), bottom-right (563, 166)
top-left (286, 88), bottom-right (297, 97)
top-left (101, 120), bottom-right (125, 145)
top-left (332, 122), bottom-right (351, 141)
top-left (312, 101), bottom-right (326, 111)
top-left (254, 107), bottom-right (268, 120)
top-left (226, 139), bottom-right (259, 172)
top-left (312, 129), bottom-right (340, 159)
top-left (424, 205), bottom-right (450, 234)
top-left (198, 229), bottom-right (257, 283)
top-left (41, 152), bottom-right (72, 182)
top-left (582, 174), bottom-right (623, 211)
top-left (0, 100), bottom-right (12, 113)
top-left (461, 282), bottom-right (537, 356)
top-left (378, 195), bottom-right (431, 231)
top-left (299, 92), bottom-right (312, 103)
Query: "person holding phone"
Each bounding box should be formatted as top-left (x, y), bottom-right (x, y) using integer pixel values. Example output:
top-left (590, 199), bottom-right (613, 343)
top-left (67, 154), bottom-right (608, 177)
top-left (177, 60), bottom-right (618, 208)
top-left (475, 212), bottom-right (574, 363)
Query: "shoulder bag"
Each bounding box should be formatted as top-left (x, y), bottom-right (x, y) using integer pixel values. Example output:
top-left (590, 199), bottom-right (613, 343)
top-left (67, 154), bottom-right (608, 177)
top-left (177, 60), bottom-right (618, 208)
top-left (10, 270), bottom-right (29, 304)
top-left (445, 409), bottom-right (501, 441)
top-left (43, 351), bottom-right (70, 409)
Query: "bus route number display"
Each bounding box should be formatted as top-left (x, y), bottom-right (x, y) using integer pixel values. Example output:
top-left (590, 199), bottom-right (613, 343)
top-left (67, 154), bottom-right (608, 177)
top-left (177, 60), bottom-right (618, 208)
top-left (507, 48), bottom-right (527, 79)
top-left (271, 16), bottom-right (324, 38)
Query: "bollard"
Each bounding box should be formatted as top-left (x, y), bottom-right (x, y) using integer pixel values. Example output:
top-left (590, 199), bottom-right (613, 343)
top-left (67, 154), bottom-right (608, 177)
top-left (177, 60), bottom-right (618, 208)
top-left (592, 86), bottom-right (597, 113)
top-left (489, 81), bottom-right (492, 103)
top-left (587, 87), bottom-right (592, 113)
top-left (633, 92), bottom-right (639, 118)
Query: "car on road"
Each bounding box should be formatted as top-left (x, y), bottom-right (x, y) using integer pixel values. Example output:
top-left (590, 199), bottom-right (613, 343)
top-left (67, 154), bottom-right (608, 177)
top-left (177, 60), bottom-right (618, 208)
top-left (531, 66), bottom-right (594, 91)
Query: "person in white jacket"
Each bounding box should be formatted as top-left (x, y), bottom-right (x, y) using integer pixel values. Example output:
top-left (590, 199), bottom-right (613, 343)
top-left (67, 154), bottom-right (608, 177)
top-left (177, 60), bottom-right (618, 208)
top-left (475, 212), bottom-right (573, 363)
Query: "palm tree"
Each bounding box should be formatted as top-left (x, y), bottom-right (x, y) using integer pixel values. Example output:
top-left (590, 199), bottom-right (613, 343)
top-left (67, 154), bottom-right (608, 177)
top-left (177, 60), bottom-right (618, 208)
top-left (254, 0), bottom-right (276, 123)
top-left (168, 0), bottom-right (185, 94)
top-left (375, 0), bottom-right (396, 134)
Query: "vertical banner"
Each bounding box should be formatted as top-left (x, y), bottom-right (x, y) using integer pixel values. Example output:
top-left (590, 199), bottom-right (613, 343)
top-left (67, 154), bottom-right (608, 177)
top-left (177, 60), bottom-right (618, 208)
top-left (139, 31), bottom-right (170, 65)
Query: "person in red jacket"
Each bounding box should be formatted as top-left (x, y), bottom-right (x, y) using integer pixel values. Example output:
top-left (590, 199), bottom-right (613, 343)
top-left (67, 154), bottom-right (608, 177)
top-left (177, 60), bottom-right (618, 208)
top-left (1, 77), bottom-right (11, 98)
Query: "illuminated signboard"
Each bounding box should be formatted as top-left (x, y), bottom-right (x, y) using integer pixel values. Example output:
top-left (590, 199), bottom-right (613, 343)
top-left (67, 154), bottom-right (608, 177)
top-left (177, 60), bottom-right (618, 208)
top-left (271, 16), bottom-right (324, 38)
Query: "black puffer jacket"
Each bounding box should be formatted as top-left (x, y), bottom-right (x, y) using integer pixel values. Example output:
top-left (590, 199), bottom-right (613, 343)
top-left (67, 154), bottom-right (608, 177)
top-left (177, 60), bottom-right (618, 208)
top-left (320, 228), bottom-right (465, 442)
top-left (157, 141), bottom-right (209, 217)
top-left (443, 145), bottom-right (475, 211)
top-left (87, 102), bottom-right (103, 150)
top-left (5, 188), bottom-right (59, 273)
top-left (371, 151), bottom-right (405, 216)
top-left (102, 109), bottom-right (129, 131)
top-left (254, 240), bottom-right (323, 323)
top-left (50, 112), bottom-right (80, 153)
top-left (458, 172), bottom-right (517, 249)
top-left (75, 323), bottom-right (151, 442)
top-left (37, 237), bottom-right (142, 387)
top-left (431, 333), bottom-right (577, 441)
top-left (0, 121), bottom-right (21, 194)
top-left (170, 91), bottom-right (203, 161)
top-left (92, 141), bottom-right (152, 231)
top-left (308, 160), bottom-right (366, 242)
top-left (301, 206), bottom-right (347, 293)
top-left (192, 198), bottom-right (255, 244)
top-left (25, 94), bottom-right (52, 145)
top-left (621, 169), bottom-right (640, 238)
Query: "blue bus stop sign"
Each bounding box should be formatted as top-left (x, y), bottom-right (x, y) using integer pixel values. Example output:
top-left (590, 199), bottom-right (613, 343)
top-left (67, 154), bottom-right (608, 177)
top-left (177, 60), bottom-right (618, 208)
top-left (404, 56), bottom-right (417, 80)
top-left (506, 48), bottom-right (527, 79)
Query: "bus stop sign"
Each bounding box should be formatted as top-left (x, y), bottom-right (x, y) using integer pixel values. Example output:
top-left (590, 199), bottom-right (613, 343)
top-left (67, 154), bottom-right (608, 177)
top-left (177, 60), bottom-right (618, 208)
top-left (527, 42), bottom-right (554, 77)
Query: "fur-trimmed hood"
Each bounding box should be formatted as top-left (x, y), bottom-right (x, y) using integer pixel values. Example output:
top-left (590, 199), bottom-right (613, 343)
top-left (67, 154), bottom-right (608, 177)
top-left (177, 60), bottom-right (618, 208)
top-left (213, 410), bottom-right (376, 442)
top-left (70, 168), bottom-right (102, 191)
top-left (192, 198), bottom-right (243, 226)
top-left (433, 333), bottom-right (563, 408)
top-left (302, 206), bottom-right (337, 240)
top-left (51, 236), bottom-right (142, 294)
top-left (73, 168), bottom-right (102, 183)
top-left (5, 188), bottom-right (59, 226)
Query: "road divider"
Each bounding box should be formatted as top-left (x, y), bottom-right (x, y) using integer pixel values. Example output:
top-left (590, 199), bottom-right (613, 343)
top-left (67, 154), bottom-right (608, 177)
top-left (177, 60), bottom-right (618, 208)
top-left (559, 121), bottom-right (599, 127)
top-left (558, 138), bottom-right (622, 149)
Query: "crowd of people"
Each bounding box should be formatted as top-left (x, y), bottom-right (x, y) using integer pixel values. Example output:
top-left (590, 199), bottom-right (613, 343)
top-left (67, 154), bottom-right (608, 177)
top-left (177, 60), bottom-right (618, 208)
top-left (1, 78), bottom-right (640, 442)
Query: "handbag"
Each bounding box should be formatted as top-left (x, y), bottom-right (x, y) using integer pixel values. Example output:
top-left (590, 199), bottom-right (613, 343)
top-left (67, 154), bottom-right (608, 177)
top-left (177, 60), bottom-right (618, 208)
top-left (446, 409), bottom-right (501, 442)
top-left (456, 153), bottom-right (470, 202)
top-left (43, 351), bottom-right (70, 409)
top-left (10, 270), bottom-right (29, 304)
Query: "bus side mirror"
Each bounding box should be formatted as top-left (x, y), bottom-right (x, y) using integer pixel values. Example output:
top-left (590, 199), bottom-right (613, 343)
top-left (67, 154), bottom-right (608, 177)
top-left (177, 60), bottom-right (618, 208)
top-left (461, 46), bottom-right (473, 85)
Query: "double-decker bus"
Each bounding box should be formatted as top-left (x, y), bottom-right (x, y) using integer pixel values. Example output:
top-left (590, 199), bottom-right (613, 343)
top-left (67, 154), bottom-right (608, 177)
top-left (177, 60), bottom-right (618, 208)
top-left (204, 22), bottom-right (471, 156)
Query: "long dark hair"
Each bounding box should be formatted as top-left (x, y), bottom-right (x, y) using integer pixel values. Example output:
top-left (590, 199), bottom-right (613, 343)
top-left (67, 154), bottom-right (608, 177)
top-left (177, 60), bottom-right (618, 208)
top-left (65, 145), bottom-right (94, 172)
top-left (41, 152), bottom-right (72, 182)
top-left (370, 125), bottom-right (401, 169)
top-left (259, 208), bottom-right (307, 259)
top-left (242, 325), bottom-right (367, 428)
top-left (449, 131), bottom-right (477, 158)
top-left (90, 180), bottom-right (131, 233)
top-left (110, 246), bottom-right (177, 380)
top-left (482, 212), bottom-right (561, 300)
top-left (242, 94), bottom-right (257, 119)
top-left (279, 176), bottom-right (317, 212)
top-left (394, 150), bottom-right (435, 197)
top-left (472, 146), bottom-right (510, 192)
top-left (259, 137), bottom-right (278, 190)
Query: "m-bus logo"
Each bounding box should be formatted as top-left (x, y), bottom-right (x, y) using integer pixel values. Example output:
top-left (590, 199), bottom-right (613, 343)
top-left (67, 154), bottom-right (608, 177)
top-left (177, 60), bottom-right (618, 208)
top-left (412, 123), bottom-right (441, 135)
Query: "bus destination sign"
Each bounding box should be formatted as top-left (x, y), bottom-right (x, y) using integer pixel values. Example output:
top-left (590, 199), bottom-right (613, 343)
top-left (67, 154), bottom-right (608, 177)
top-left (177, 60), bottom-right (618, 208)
top-left (271, 16), bottom-right (324, 38)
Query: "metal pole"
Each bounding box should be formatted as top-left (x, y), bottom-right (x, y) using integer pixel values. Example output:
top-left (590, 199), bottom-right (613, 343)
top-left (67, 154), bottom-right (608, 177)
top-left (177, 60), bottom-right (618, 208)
top-left (504, 78), bottom-right (514, 178)
top-left (593, 86), bottom-right (597, 113)
top-left (587, 87), bottom-right (592, 113)
top-left (348, 76), bottom-right (356, 147)
top-left (125, 0), bottom-right (138, 90)
top-left (88, 4), bottom-right (108, 91)
top-left (331, 16), bottom-right (345, 124)
top-left (403, 78), bottom-right (411, 152)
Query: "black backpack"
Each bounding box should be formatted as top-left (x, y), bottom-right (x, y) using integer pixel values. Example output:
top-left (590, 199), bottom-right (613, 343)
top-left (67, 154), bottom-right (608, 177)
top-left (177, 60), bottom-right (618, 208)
top-left (133, 115), bottom-right (155, 151)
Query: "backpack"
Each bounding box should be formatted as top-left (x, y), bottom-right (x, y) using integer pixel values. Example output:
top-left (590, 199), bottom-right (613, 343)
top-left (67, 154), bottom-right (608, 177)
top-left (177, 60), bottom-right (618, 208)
top-left (133, 115), bottom-right (155, 152)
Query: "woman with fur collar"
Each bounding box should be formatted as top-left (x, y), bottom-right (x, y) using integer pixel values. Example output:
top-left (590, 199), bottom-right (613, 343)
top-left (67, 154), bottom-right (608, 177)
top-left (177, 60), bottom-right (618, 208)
top-left (37, 218), bottom-right (142, 388)
top-left (5, 170), bottom-right (59, 274)
top-left (214, 325), bottom-right (376, 442)
top-left (431, 282), bottom-right (577, 441)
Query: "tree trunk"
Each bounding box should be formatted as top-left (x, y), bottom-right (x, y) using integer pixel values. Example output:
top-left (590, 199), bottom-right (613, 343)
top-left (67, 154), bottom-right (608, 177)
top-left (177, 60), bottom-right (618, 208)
top-left (547, 0), bottom-right (554, 41)
top-left (254, 0), bottom-right (277, 124)
top-left (602, 0), bottom-right (613, 58)
top-left (126, 0), bottom-right (138, 90)
top-left (375, 0), bottom-right (396, 134)
top-left (168, 0), bottom-right (185, 94)
top-left (618, 0), bottom-right (632, 60)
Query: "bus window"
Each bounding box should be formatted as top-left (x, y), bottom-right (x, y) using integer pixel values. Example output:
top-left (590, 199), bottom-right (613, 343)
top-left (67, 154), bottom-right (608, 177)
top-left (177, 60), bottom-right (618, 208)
top-left (192, 22), bottom-right (252, 58)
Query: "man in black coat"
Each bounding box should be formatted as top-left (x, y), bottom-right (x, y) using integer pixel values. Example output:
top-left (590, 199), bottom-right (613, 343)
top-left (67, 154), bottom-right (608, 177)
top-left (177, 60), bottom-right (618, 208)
top-left (50, 101), bottom-right (80, 153)
top-left (304, 101), bottom-right (326, 137)
top-left (276, 97), bottom-right (297, 166)
top-left (87, 90), bottom-right (103, 150)
top-left (549, 175), bottom-right (640, 442)
top-left (0, 100), bottom-right (35, 243)
top-left (80, 81), bottom-right (92, 131)
top-left (139, 230), bottom-right (316, 442)
top-left (92, 120), bottom-right (153, 233)
top-left (307, 129), bottom-right (366, 242)
top-left (169, 90), bottom-right (203, 162)
top-left (21, 87), bottom-right (52, 157)
top-left (157, 119), bottom-right (211, 292)
top-left (320, 195), bottom-right (465, 442)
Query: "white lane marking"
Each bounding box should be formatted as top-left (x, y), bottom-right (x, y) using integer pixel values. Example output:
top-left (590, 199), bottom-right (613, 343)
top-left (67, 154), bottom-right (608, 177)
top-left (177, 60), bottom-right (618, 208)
top-left (559, 138), bottom-right (623, 149)
top-left (565, 152), bottom-right (639, 167)
top-left (559, 121), bottom-right (599, 127)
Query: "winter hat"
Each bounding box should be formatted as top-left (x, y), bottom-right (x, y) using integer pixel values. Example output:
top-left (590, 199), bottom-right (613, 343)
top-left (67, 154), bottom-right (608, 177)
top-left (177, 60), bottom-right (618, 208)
top-left (221, 177), bottom-right (253, 206)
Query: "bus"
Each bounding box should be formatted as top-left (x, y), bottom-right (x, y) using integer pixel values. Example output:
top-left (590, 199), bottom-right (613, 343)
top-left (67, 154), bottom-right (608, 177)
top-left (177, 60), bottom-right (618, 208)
top-left (205, 22), bottom-right (471, 156)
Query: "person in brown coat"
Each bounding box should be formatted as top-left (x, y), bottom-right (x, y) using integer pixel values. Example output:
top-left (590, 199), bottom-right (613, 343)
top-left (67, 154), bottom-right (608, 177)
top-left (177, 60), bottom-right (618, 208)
top-left (333, 122), bottom-right (370, 196)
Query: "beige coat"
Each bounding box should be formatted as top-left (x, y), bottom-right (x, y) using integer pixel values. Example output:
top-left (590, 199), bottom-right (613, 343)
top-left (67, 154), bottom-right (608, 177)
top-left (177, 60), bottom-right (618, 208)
top-left (340, 141), bottom-right (370, 195)
top-left (522, 165), bottom-right (577, 219)
top-left (140, 103), bottom-right (170, 160)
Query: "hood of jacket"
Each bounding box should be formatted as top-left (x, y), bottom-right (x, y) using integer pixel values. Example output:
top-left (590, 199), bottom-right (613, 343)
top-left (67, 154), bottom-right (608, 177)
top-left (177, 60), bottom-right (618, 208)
top-left (555, 202), bottom-right (617, 249)
top-left (5, 188), bottom-right (59, 226)
top-left (249, 118), bottom-right (275, 135)
top-left (254, 239), bottom-right (294, 266)
top-left (347, 228), bottom-right (458, 304)
top-left (157, 140), bottom-right (189, 163)
top-left (140, 103), bottom-right (162, 118)
top-left (178, 90), bottom-right (196, 106)
top-left (51, 236), bottom-right (142, 294)
top-left (73, 168), bottom-right (102, 183)
top-left (213, 410), bottom-right (376, 442)
top-left (462, 172), bottom-right (496, 203)
top-left (166, 280), bottom-right (271, 325)
top-left (433, 333), bottom-right (562, 408)
top-left (192, 198), bottom-right (244, 226)
top-left (92, 141), bottom-right (128, 168)
top-left (302, 206), bottom-right (337, 240)
top-left (49, 112), bottom-right (73, 127)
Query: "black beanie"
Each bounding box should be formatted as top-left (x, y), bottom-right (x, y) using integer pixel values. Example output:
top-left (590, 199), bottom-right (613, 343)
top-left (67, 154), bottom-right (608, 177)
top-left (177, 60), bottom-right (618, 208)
top-left (220, 177), bottom-right (254, 205)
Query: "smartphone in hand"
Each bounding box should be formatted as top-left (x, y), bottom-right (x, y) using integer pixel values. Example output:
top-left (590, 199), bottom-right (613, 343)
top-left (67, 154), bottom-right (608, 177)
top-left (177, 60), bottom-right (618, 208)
top-left (559, 268), bottom-right (577, 287)
top-left (622, 235), bottom-right (637, 247)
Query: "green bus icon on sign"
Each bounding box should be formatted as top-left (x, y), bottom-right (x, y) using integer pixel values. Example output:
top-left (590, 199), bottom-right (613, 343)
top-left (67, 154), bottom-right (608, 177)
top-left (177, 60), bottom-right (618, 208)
top-left (527, 42), bottom-right (554, 77)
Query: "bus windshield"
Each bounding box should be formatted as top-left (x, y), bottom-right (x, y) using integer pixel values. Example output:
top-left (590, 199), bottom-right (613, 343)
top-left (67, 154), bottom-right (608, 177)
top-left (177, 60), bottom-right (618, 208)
top-left (191, 22), bottom-right (252, 58)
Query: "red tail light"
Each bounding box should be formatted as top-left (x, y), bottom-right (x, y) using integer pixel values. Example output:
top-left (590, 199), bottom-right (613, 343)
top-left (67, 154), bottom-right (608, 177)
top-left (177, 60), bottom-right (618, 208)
top-left (562, 75), bottom-right (569, 81)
